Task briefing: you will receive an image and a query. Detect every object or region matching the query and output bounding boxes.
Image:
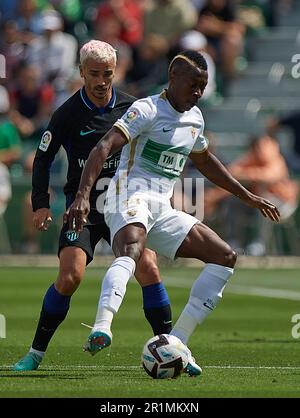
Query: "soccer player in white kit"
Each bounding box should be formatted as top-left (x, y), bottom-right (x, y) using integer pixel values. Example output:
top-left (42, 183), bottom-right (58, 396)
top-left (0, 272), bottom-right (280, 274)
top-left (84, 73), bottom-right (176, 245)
top-left (66, 50), bottom-right (280, 376)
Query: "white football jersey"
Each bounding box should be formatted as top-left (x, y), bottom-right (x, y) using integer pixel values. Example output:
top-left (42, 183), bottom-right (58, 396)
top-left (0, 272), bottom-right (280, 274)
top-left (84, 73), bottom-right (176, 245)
top-left (112, 90), bottom-right (208, 198)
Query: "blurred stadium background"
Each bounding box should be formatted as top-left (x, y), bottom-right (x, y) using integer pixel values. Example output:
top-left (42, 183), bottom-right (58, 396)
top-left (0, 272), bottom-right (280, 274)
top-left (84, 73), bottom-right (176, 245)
top-left (0, 0), bottom-right (299, 258)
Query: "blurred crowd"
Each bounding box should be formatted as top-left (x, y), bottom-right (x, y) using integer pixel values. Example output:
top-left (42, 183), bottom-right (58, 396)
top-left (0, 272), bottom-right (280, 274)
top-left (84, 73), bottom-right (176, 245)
top-left (0, 0), bottom-right (297, 254)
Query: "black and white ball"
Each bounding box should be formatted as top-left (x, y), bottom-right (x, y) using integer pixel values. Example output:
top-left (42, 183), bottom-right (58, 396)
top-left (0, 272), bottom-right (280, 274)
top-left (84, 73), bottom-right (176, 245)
top-left (141, 334), bottom-right (189, 379)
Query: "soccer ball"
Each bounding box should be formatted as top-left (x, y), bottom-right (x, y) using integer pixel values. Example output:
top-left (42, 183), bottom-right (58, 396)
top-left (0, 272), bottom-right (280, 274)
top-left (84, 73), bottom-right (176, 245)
top-left (141, 334), bottom-right (189, 379)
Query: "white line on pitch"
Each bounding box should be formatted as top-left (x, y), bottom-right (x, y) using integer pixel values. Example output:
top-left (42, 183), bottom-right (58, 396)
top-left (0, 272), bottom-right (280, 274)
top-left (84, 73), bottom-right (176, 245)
top-left (162, 277), bottom-right (300, 301)
top-left (228, 285), bottom-right (300, 301)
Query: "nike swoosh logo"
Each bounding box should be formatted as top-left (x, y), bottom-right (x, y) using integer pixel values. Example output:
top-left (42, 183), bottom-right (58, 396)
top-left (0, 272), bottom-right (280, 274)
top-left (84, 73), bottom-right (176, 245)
top-left (163, 320), bottom-right (172, 325)
top-left (163, 128), bottom-right (172, 132)
top-left (203, 302), bottom-right (214, 311)
top-left (80, 129), bottom-right (96, 136)
top-left (114, 291), bottom-right (122, 298)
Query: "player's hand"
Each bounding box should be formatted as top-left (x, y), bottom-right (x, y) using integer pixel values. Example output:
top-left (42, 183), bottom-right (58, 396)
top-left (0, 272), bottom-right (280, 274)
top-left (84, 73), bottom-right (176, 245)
top-left (33, 208), bottom-right (53, 231)
top-left (243, 192), bottom-right (281, 222)
top-left (64, 195), bottom-right (90, 233)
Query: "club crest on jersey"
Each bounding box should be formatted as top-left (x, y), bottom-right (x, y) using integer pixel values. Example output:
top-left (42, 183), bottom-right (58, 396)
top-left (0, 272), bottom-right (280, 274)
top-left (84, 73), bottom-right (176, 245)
top-left (65, 230), bottom-right (79, 242)
top-left (39, 130), bottom-right (52, 152)
top-left (127, 209), bottom-right (137, 217)
top-left (191, 127), bottom-right (197, 140)
top-left (124, 110), bottom-right (138, 124)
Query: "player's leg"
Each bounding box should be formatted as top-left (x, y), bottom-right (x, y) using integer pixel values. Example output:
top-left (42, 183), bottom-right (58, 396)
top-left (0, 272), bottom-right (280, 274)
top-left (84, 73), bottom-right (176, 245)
top-left (84, 223), bottom-right (147, 355)
top-left (170, 222), bottom-right (236, 346)
top-left (12, 223), bottom-right (95, 371)
top-left (147, 209), bottom-right (236, 376)
top-left (135, 249), bottom-right (172, 335)
top-left (13, 247), bottom-right (87, 371)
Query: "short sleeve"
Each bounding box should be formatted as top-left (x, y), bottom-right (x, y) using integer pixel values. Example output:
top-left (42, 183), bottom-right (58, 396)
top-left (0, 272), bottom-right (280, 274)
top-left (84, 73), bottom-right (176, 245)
top-left (191, 133), bottom-right (209, 153)
top-left (113, 98), bottom-right (154, 142)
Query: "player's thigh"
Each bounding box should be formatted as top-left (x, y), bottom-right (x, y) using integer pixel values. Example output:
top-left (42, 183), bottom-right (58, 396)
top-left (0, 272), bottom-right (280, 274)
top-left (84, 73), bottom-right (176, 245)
top-left (135, 248), bottom-right (161, 286)
top-left (105, 193), bottom-right (149, 257)
top-left (146, 208), bottom-right (198, 260)
top-left (176, 222), bottom-right (237, 267)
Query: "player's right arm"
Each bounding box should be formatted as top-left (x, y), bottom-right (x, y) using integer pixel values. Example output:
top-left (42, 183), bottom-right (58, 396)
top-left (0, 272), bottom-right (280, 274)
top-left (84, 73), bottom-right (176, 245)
top-left (32, 110), bottom-right (64, 231)
top-left (66, 98), bottom-right (154, 232)
top-left (66, 126), bottom-right (128, 232)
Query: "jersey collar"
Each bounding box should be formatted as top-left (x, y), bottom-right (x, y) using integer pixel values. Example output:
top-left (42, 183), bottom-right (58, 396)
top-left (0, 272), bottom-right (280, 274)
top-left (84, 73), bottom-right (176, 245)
top-left (80, 87), bottom-right (116, 114)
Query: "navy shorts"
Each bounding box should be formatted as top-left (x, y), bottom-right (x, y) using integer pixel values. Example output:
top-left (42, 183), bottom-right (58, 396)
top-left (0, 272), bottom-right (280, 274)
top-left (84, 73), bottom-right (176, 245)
top-left (58, 214), bottom-right (110, 265)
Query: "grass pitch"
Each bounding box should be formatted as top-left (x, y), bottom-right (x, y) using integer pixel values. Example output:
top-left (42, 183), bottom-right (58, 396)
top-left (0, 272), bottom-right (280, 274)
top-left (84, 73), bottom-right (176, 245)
top-left (0, 266), bottom-right (300, 398)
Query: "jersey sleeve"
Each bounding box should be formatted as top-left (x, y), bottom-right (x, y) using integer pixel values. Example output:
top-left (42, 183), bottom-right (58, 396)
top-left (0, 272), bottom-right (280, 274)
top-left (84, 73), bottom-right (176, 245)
top-left (191, 121), bottom-right (209, 154)
top-left (113, 98), bottom-right (154, 142)
top-left (31, 109), bottom-right (64, 211)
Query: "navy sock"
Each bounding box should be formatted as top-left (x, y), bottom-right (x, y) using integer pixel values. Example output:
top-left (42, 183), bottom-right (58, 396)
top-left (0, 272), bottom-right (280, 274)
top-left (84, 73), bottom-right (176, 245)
top-left (32, 284), bottom-right (71, 352)
top-left (142, 283), bottom-right (172, 335)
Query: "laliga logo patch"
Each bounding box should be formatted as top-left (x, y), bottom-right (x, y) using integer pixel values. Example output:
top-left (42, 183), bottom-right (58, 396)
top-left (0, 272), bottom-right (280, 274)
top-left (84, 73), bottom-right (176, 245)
top-left (65, 230), bottom-right (79, 242)
top-left (124, 110), bottom-right (138, 125)
top-left (39, 130), bottom-right (52, 152)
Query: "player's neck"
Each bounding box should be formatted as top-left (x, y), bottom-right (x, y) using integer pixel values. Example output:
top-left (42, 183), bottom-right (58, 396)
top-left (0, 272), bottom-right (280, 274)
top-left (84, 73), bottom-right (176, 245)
top-left (166, 89), bottom-right (183, 113)
top-left (84, 87), bottom-right (112, 109)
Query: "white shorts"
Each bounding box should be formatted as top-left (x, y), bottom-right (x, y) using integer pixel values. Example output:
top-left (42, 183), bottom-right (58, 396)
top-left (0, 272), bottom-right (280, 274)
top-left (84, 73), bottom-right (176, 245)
top-left (104, 193), bottom-right (198, 260)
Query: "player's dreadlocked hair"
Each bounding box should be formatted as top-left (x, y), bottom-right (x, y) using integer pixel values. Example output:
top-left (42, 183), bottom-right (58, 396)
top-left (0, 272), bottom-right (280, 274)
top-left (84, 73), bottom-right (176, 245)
top-left (169, 50), bottom-right (208, 72)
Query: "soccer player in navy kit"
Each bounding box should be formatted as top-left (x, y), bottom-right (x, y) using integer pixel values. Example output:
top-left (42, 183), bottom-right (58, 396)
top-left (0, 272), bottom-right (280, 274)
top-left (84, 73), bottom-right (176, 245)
top-left (13, 40), bottom-right (172, 371)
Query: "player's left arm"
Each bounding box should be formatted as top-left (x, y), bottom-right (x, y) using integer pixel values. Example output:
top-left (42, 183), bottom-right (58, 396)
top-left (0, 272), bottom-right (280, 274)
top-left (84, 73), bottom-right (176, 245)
top-left (190, 149), bottom-right (280, 222)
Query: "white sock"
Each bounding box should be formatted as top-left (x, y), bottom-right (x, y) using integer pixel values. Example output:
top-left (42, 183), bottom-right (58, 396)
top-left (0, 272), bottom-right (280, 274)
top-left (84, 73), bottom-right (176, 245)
top-left (171, 263), bottom-right (234, 344)
top-left (29, 347), bottom-right (45, 358)
top-left (92, 308), bottom-right (114, 335)
top-left (93, 256), bottom-right (136, 334)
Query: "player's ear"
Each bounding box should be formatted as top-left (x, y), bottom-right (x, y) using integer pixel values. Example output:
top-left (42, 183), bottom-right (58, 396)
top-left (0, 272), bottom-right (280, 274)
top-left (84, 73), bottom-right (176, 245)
top-left (79, 64), bottom-right (84, 78)
top-left (168, 66), bottom-right (176, 83)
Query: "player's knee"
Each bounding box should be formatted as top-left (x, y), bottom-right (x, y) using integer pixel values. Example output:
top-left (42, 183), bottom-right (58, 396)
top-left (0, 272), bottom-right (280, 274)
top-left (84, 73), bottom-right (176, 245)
top-left (114, 241), bottom-right (144, 262)
top-left (57, 267), bottom-right (84, 294)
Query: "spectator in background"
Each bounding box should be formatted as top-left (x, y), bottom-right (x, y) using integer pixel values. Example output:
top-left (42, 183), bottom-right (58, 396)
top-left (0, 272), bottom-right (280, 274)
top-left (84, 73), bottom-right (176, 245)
top-left (0, 0), bottom-right (18, 21)
top-left (196, 0), bottom-right (245, 90)
top-left (94, 13), bottom-right (132, 88)
top-left (0, 162), bottom-right (11, 215)
top-left (125, 33), bottom-right (169, 97)
top-left (267, 112), bottom-right (300, 174)
top-left (16, 0), bottom-right (44, 43)
top-left (54, 67), bottom-right (83, 109)
top-left (0, 158), bottom-right (13, 254)
top-left (0, 20), bottom-right (26, 88)
top-left (179, 30), bottom-right (217, 102)
top-left (204, 135), bottom-right (299, 254)
top-left (238, 0), bottom-right (281, 28)
top-left (0, 85), bottom-right (22, 167)
top-left (9, 62), bottom-right (55, 172)
top-left (26, 10), bottom-right (78, 92)
top-left (0, 85), bottom-right (21, 254)
top-left (94, 0), bottom-right (144, 47)
top-left (52, 0), bottom-right (82, 34)
top-left (144, 0), bottom-right (198, 47)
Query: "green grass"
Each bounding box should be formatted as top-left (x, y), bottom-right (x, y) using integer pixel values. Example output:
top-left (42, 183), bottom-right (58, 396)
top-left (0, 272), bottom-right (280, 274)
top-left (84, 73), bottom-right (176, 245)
top-left (0, 267), bottom-right (300, 398)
